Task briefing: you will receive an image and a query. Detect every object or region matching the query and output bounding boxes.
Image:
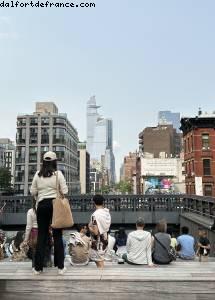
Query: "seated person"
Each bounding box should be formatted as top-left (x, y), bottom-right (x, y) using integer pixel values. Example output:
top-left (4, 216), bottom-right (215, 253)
top-left (114, 228), bottom-right (127, 256)
top-left (152, 220), bottom-right (172, 265)
top-left (0, 229), bottom-right (6, 260)
top-left (105, 233), bottom-right (116, 261)
top-left (122, 217), bottom-right (154, 266)
top-left (69, 224), bottom-right (91, 266)
top-left (177, 226), bottom-right (195, 260)
top-left (196, 228), bottom-right (210, 261)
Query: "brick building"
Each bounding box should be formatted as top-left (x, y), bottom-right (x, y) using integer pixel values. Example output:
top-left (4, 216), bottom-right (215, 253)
top-left (181, 112), bottom-right (215, 196)
top-left (121, 152), bottom-right (141, 194)
top-left (139, 124), bottom-right (182, 158)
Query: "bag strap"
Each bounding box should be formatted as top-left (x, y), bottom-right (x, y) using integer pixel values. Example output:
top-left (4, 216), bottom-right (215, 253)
top-left (154, 234), bottom-right (170, 255)
top-left (55, 171), bottom-right (60, 197)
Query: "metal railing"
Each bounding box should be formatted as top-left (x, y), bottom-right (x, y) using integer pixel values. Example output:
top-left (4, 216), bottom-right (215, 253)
top-left (0, 194), bottom-right (214, 219)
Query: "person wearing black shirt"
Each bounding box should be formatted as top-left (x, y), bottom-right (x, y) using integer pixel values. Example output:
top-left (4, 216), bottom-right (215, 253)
top-left (197, 228), bottom-right (210, 262)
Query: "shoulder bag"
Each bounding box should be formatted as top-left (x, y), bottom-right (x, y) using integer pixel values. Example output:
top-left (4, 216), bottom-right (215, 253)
top-left (154, 234), bottom-right (177, 261)
top-left (51, 171), bottom-right (74, 229)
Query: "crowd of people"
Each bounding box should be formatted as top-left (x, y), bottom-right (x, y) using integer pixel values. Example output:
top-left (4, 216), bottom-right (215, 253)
top-left (0, 151), bottom-right (212, 275)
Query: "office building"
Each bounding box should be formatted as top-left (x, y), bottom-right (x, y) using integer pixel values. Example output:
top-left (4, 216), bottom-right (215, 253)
top-left (158, 111), bottom-right (181, 132)
top-left (122, 152), bottom-right (141, 194)
top-left (15, 102), bottom-right (80, 195)
top-left (0, 139), bottom-right (15, 186)
top-left (139, 124), bottom-right (182, 158)
top-left (78, 142), bottom-right (90, 194)
top-left (86, 96), bottom-right (116, 184)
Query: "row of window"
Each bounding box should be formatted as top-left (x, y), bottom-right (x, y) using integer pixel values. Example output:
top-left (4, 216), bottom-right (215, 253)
top-left (16, 127), bottom-right (77, 149)
top-left (17, 117), bottom-right (69, 127)
top-left (186, 184), bottom-right (213, 196)
top-left (185, 159), bottom-right (211, 176)
top-left (184, 133), bottom-right (210, 153)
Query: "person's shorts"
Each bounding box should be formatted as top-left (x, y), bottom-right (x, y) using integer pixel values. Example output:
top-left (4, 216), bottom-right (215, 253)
top-left (90, 249), bottom-right (106, 262)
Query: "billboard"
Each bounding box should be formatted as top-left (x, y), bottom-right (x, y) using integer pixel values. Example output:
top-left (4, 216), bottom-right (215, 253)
top-left (144, 177), bottom-right (173, 192)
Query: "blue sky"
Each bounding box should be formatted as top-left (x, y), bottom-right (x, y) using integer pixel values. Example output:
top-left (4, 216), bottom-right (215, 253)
top-left (1, 0), bottom-right (215, 177)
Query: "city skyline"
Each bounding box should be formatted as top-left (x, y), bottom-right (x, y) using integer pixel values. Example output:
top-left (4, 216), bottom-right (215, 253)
top-left (1, 1), bottom-right (215, 177)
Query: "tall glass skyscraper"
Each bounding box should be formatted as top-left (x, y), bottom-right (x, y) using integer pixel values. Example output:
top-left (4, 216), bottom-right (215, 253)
top-left (158, 111), bottom-right (181, 132)
top-left (86, 97), bottom-right (116, 184)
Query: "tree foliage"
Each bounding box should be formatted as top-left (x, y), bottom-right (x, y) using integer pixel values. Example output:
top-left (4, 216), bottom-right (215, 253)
top-left (115, 180), bottom-right (133, 194)
top-left (0, 167), bottom-right (12, 193)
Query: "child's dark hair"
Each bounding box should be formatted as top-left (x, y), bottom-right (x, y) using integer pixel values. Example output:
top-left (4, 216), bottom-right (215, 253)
top-left (93, 194), bottom-right (104, 206)
top-left (76, 224), bottom-right (86, 232)
top-left (181, 226), bottom-right (189, 234)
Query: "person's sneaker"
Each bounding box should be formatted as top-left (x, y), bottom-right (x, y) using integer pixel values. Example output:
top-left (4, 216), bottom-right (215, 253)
top-left (33, 268), bottom-right (42, 275)
top-left (58, 267), bottom-right (67, 275)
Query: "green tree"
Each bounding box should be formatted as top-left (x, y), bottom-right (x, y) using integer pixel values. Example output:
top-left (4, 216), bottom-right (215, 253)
top-left (101, 185), bottom-right (111, 195)
top-left (0, 167), bottom-right (12, 193)
top-left (115, 180), bottom-right (133, 194)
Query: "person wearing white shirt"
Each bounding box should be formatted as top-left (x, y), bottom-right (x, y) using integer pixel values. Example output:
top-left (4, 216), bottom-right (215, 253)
top-left (122, 218), bottom-right (154, 266)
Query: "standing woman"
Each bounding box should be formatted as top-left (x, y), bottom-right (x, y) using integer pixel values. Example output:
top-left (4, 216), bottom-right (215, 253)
top-left (30, 151), bottom-right (68, 275)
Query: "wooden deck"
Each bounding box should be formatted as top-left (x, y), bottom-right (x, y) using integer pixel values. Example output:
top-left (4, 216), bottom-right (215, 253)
top-left (0, 258), bottom-right (215, 299)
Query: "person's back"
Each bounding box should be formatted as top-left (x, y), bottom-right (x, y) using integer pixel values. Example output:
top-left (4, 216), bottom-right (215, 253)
top-left (69, 225), bottom-right (91, 266)
top-left (126, 230), bottom-right (152, 265)
top-left (70, 234), bottom-right (91, 265)
top-left (177, 227), bottom-right (195, 259)
top-left (153, 232), bottom-right (171, 264)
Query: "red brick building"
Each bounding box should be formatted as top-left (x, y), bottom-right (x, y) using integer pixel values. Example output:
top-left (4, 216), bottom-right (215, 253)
top-left (122, 152), bottom-right (141, 194)
top-left (181, 114), bottom-right (215, 196)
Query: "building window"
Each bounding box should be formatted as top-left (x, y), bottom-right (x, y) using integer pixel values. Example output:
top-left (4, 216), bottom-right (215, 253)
top-left (41, 128), bottom-right (49, 144)
top-left (16, 146), bottom-right (26, 163)
top-left (29, 147), bottom-right (38, 163)
top-left (41, 117), bottom-right (50, 126)
top-left (184, 139), bottom-right (187, 153)
top-left (202, 134), bottom-right (210, 150)
top-left (16, 128), bottom-right (26, 144)
top-left (54, 117), bottom-right (66, 126)
top-left (191, 135), bottom-right (194, 152)
top-left (17, 118), bottom-right (26, 127)
top-left (204, 184), bottom-right (212, 196)
top-left (53, 128), bottom-right (66, 144)
top-left (30, 118), bottom-right (38, 126)
top-left (192, 160), bottom-right (195, 174)
top-left (203, 159), bottom-right (211, 176)
top-left (187, 137), bottom-right (190, 152)
top-left (29, 128), bottom-right (38, 144)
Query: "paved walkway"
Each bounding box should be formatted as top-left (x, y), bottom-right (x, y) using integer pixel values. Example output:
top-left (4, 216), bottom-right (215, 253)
top-left (0, 258), bottom-right (215, 299)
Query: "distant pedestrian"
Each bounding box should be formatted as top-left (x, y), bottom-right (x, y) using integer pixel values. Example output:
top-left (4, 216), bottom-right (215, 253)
top-left (177, 226), bottom-right (195, 260)
top-left (88, 195), bottom-right (111, 268)
top-left (30, 151), bottom-right (68, 275)
top-left (196, 228), bottom-right (210, 262)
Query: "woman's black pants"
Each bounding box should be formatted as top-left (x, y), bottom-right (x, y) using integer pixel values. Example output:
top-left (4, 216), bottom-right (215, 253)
top-left (34, 198), bottom-right (64, 271)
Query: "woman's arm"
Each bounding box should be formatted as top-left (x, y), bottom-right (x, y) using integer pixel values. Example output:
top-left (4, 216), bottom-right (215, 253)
top-left (58, 171), bottom-right (69, 196)
top-left (30, 173), bottom-right (38, 196)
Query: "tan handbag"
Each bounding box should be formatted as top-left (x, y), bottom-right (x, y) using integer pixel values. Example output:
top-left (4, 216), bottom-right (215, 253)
top-left (51, 172), bottom-right (74, 229)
